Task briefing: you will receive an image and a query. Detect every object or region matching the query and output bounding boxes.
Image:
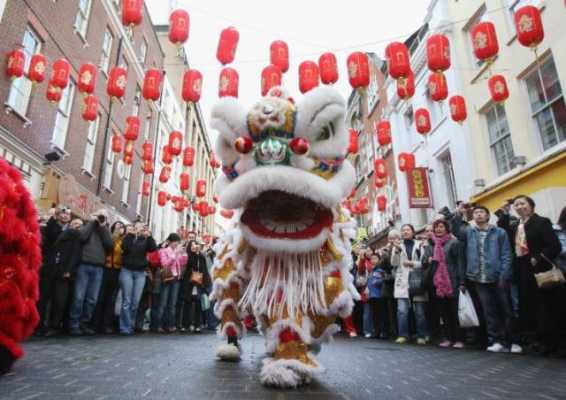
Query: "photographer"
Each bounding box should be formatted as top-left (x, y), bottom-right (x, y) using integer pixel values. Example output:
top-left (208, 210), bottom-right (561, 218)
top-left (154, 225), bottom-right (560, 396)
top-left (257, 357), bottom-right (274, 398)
top-left (69, 210), bottom-right (113, 336)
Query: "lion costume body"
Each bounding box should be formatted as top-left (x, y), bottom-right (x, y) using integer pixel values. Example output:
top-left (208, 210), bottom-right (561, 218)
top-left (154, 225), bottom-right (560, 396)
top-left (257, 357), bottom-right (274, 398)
top-left (210, 86), bottom-right (358, 388)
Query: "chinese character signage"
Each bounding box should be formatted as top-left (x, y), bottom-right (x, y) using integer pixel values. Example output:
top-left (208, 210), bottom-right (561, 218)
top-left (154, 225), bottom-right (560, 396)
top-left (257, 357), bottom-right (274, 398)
top-left (407, 167), bottom-right (432, 208)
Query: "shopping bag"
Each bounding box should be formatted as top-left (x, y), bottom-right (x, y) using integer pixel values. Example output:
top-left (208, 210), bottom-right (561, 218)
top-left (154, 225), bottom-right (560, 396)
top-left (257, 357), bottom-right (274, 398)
top-left (458, 290), bottom-right (479, 328)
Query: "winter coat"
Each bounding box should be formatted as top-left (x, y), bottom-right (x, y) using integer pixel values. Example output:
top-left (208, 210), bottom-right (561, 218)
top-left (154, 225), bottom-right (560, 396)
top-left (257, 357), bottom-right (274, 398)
top-left (106, 235), bottom-right (124, 269)
top-left (54, 228), bottom-right (82, 277)
top-left (183, 252), bottom-right (211, 297)
top-left (159, 246), bottom-right (188, 279)
top-left (79, 221), bottom-right (113, 267)
top-left (121, 233), bottom-right (157, 272)
top-left (42, 217), bottom-right (65, 267)
top-left (377, 248), bottom-right (395, 298)
top-left (391, 240), bottom-right (427, 301)
top-left (368, 267), bottom-right (385, 299)
top-left (422, 237), bottom-right (466, 298)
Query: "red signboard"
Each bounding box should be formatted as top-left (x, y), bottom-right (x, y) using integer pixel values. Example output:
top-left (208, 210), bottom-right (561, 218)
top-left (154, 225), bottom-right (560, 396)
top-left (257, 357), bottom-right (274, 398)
top-left (407, 167), bottom-right (432, 208)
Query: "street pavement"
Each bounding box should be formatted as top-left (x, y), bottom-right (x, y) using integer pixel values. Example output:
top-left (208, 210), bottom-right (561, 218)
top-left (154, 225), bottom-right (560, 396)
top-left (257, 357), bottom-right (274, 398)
top-left (1, 332), bottom-right (565, 400)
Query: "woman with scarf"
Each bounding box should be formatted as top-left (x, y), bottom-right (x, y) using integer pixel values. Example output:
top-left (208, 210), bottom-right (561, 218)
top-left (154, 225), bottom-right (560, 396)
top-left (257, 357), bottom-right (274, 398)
top-left (182, 241), bottom-right (211, 332)
top-left (423, 220), bottom-right (466, 348)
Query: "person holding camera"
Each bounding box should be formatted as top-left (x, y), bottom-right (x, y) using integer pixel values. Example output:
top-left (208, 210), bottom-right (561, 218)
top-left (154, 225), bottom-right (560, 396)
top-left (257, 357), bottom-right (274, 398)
top-left (69, 210), bottom-right (113, 336)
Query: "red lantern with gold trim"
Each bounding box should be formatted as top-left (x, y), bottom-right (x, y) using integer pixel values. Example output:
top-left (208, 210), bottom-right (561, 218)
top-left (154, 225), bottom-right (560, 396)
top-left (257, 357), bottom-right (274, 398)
top-left (347, 129), bottom-right (359, 154)
top-left (219, 67), bottom-right (239, 98)
top-left (376, 120), bottom-right (392, 146)
top-left (46, 81), bottom-right (63, 103)
top-left (182, 146), bottom-right (195, 167)
top-left (173, 196), bottom-right (186, 213)
top-left (159, 166), bottom-right (171, 183)
top-left (397, 71), bottom-right (415, 100)
top-left (142, 141), bottom-right (153, 161)
top-left (168, 131), bottom-right (183, 156)
top-left (428, 72), bottom-right (448, 102)
top-left (107, 67), bottom-right (128, 100)
top-left (157, 191), bottom-right (168, 207)
top-left (51, 58), bottom-right (71, 89)
top-left (488, 75), bottom-right (509, 103)
top-left (415, 108), bottom-right (431, 135)
top-left (82, 95), bottom-right (98, 122)
top-left (123, 153), bottom-right (134, 166)
top-left (376, 195), bottom-right (387, 212)
top-left (198, 200), bottom-right (209, 217)
top-left (209, 153), bottom-right (221, 169)
top-left (298, 61), bottom-right (319, 94)
top-left (180, 172), bottom-right (190, 192)
top-left (124, 116), bottom-right (140, 141)
top-left (169, 9), bottom-right (190, 45)
top-left (449, 95), bottom-right (467, 123)
top-left (385, 42), bottom-right (411, 80)
top-left (270, 40), bottom-right (289, 73)
top-left (27, 53), bottom-right (47, 84)
top-left (6, 48), bottom-right (25, 79)
top-left (182, 69), bottom-right (202, 103)
top-left (142, 159), bottom-right (154, 174)
top-left (261, 65), bottom-right (282, 96)
top-left (427, 34), bottom-right (451, 72)
top-left (347, 51), bottom-right (370, 89)
top-left (357, 196), bottom-right (370, 214)
top-left (398, 152), bottom-right (415, 172)
top-left (142, 179), bottom-right (151, 197)
top-left (143, 68), bottom-right (162, 102)
top-left (112, 134), bottom-right (123, 153)
top-left (471, 22), bottom-right (499, 62)
top-left (122, 0), bottom-right (143, 28)
top-left (216, 27), bottom-right (239, 65)
top-left (374, 158), bottom-right (388, 179)
top-left (374, 176), bottom-right (386, 189)
top-left (220, 209), bottom-right (234, 219)
top-left (78, 63), bottom-right (97, 95)
top-left (196, 179), bottom-right (206, 198)
top-left (162, 145), bottom-right (173, 165)
top-left (515, 6), bottom-right (544, 49)
top-left (319, 52), bottom-right (338, 85)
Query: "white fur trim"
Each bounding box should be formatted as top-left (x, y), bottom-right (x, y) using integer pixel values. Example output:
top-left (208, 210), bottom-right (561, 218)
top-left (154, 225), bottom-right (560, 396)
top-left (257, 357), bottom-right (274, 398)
top-left (240, 223), bottom-right (330, 254)
top-left (213, 298), bottom-right (238, 320)
top-left (210, 97), bottom-right (248, 140)
top-left (260, 357), bottom-right (323, 388)
top-left (216, 344), bottom-right (241, 361)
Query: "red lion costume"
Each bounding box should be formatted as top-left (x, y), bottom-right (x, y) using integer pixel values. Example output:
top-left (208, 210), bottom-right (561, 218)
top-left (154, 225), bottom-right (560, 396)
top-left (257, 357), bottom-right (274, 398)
top-left (0, 157), bottom-right (42, 374)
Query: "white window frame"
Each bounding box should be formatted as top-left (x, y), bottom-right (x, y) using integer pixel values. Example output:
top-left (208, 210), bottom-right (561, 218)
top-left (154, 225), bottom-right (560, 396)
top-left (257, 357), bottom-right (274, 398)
top-left (485, 103), bottom-right (515, 176)
top-left (7, 28), bottom-right (41, 117)
top-left (438, 151), bottom-right (458, 209)
top-left (74, 0), bottom-right (93, 39)
top-left (100, 28), bottom-right (113, 75)
top-left (103, 132), bottom-right (116, 190)
top-left (121, 164), bottom-right (131, 205)
top-left (139, 37), bottom-right (148, 65)
top-left (82, 113), bottom-right (100, 174)
top-left (51, 80), bottom-right (76, 151)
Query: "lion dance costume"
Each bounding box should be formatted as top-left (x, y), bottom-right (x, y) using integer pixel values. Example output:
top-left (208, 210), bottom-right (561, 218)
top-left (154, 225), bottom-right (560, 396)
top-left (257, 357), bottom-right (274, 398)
top-left (0, 157), bottom-right (42, 374)
top-left (210, 86), bottom-right (358, 388)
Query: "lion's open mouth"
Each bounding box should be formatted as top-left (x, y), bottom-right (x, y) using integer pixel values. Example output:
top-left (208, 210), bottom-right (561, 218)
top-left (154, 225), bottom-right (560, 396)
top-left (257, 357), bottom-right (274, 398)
top-left (240, 190), bottom-right (333, 240)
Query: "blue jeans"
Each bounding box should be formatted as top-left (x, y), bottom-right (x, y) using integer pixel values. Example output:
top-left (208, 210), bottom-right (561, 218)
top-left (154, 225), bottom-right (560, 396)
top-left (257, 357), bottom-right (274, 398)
top-left (363, 302), bottom-right (374, 335)
top-left (397, 299), bottom-right (428, 338)
top-left (119, 268), bottom-right (146, 334)
top-left (157, 280), bottom-right (180, 329)
top-left (69, 264), bottom-right (104, 329)
top-left (474, 282), bottom-right (513, 345)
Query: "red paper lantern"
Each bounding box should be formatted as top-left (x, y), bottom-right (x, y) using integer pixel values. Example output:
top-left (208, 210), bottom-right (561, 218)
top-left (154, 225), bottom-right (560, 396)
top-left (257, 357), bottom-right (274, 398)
top-left (157, 191), bottom-right (168, 207)
top-left (376, 120), bottom-right (392, 146)
top-left (124, 141), bottom-right (134, 158)
top-left (169, 9), bottom-right (190, 45)
top-left (182, 146), bottom-right (195, 167)
top-left (159, 166), bottom-right (171, 183)
top-left (142, 159), bottom-right (154, 174)
top-left (471, 22), bottom-right (499, 62)
top-left (162, 145), bottom-right (173, 165)
top-left (197, 200), bottom-right (209, 217)
top-left (78, 63), bottom-right (97, 95)
top-left (196, 179), bottom-right (206, 197)
top-left (374, 176), bottom-right (386, 189)
top-left (515, 6), bottom-right (544, 48)
top-left (180, 172), bottom-right (190, 192)
top-left (270, 40), bottom-right (289, 73)
top-left (299, 61), bottom-right (319, 94)
top-left (143, 68), bottom-right (162, 102)
top-left (488, 75), bottom-right (509, 103)
top-left (123, 152), bottom-right (134, 166)
top-left (220, 209), bottom-right (234, 219)
top-left (209, 153), bottom-right (221, 169)
top-left (427, 34), bottom-right (451, 72)
top-left (182, 69), bottom-right (202, 103)
top-left (27, 53), bottom-right (47, 84)
top-left (357, 197), bottom-right (369, 214)
top-left (261, 65), bottom-right (282, 96)
top-left (46, 81), bottom-right (63, 103)
top-left (376, 195), bottom-right (387, 212)
top-left (51, 58), bottom-right (71, 89)
top-left (142, 180), bottom-right (151, 197)
top-left (122, 0), bottom-right (143, 27)
top-left (397, 71), bottom-right (415, 100)
top-left (208, 205), bottom-right (216, 215)
top-left (398, 152), bottom-right (415, 172)
top-left (142, 141), bottom-right (153, 161)
top-left (124, 116), bottom-right (140, 141)
top-left (415, 108), bottom-right (431, 135)
top-left (107, 67), bottom-right (128, 100)
top-left (385, 42), bottom-right (411, 80)
top-left (174, 196), bottom-right (186, 213)
top-left (168, 131), bottom-right (183, 156)
top-left (112, 134), bottom-right (123, 153)
top-left (449, 96), bottom-right (467, 123)
top-left (319, 52), bottom-right (338, 85)
top-left (428, 72), bottom-right (448, 102)
top-left (234, 136), bottom-right (253, 154)
top-left (347, 51), bottom-right (370, 89)
top-left (216, 27), bottom-right (239, 65)
top-left (219, 67), bottom-right (239, 98)
top-left (82, 95), bottom-right (98, 122)
top-left (347, 129), bottom-right (359, 154)
top-left (6, 48), bottom-right (25, 79)
top-left (374, 159), bottom-right (388, 179)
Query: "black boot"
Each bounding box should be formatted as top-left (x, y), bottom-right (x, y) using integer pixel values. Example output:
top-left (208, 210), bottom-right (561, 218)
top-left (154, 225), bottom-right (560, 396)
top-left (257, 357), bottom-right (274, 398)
top-left (0, 345), bottom-right (16, 375)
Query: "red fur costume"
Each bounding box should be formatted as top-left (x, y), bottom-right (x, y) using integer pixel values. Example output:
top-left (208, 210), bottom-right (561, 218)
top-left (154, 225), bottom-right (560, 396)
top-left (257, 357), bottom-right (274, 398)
top-left (0, 157), bottom-right (42, 374)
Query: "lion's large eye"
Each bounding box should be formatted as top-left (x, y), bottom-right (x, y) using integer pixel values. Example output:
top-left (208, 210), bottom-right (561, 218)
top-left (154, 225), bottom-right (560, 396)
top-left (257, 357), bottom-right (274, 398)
top-left (317, 122), bottom-right (335, 141)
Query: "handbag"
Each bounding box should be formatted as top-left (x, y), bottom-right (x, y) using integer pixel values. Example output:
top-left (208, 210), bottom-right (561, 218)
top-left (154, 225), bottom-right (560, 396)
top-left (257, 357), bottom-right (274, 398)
top-left (534, 254), bottom-right (566, 289)
top-left (190, 270), bottom-right (204, 286)
top-left (160, 267), bottom-right (176, 284)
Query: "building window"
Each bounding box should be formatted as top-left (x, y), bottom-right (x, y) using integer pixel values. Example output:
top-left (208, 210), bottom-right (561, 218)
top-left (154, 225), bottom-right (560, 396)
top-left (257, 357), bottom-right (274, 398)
top-left (133, 85), bottom-right (141, 116)
top-left (524, 56), bottom-right (566, 151)
top-left (100, 28), bottom-right (113, 74)
top-left (52, 81), bottom-right (76, 150)
top-left (139, 38), bottom-right (148, 65)
top-left (485, 103), bottom-right (515, 175)
top-left (74, 0), bottom-right (92, 39)
top-left (121, 165), bottom-right (131, 204)
top-left (464, 5), bottom-right (488, 69)
top-left (439, 152), bottom-right (458, 209)
top-left (7, 28), bottom-right (40, 116)
top-left (82, 114), bottom-right (100, 173)
top-left (103, 133), bottom-right (115, 190)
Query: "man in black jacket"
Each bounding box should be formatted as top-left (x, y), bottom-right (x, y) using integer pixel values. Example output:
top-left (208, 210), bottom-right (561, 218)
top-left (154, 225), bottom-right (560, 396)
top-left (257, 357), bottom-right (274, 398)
top-left (69, 210), bottom-right (113, 335)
